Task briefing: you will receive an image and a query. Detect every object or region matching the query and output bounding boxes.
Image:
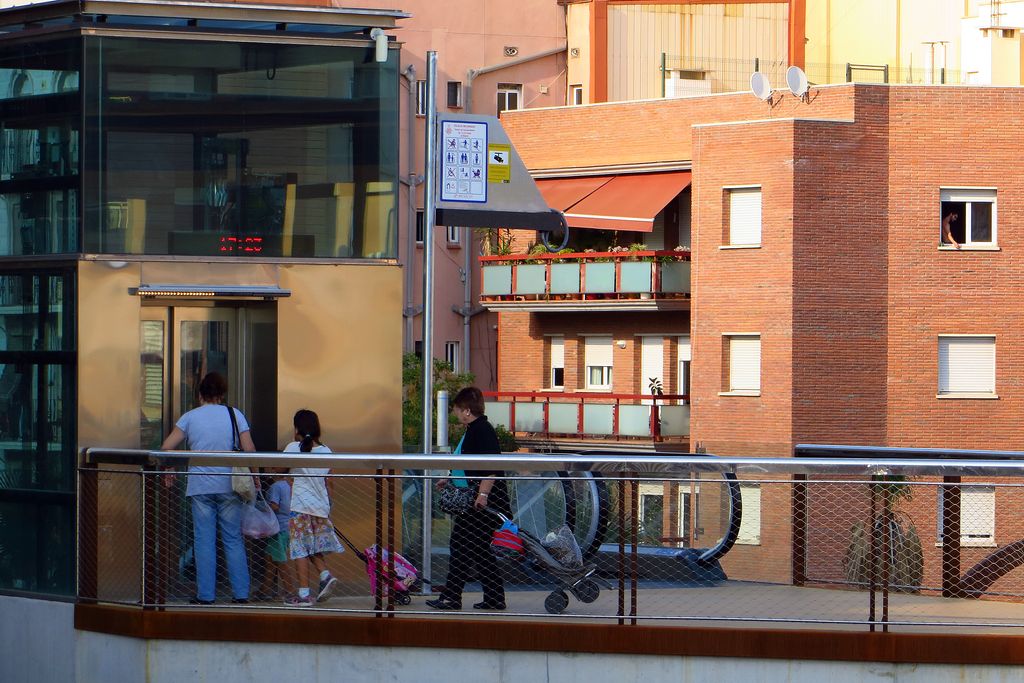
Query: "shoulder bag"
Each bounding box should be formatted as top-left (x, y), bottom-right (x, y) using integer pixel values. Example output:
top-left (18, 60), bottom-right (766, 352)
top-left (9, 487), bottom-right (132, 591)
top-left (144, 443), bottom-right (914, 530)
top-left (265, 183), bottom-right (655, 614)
top-left (227, 405), bottom-right (256, 502)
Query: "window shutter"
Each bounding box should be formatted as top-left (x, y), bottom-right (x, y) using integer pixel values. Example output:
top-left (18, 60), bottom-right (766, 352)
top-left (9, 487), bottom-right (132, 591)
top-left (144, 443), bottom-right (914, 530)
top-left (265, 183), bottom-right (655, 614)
top-left (677, 335), bottom-right (691, 362)
top-left (961, 487), bottom-right (995, 540)
top-left (585, 336), bottom-right (613, 368)
top-left (551, 336), bottom-right (565, 369)
top-left (729, 336), bottom-right (760, 392)
top-left (729, 188), bottom-right (761, 245)
top-left (737, 484), bottom-right (761, 544)
top-left (939, 337), bottom-right (994, 393)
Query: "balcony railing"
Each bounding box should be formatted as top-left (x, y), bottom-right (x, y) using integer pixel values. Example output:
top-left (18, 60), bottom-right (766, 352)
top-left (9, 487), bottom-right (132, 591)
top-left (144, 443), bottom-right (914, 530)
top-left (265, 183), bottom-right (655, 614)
top-left (480, 249), bottom-right (690, 306)
top-left (77, 447), bottom-right (1024, 642)
top-left (484, 391), bottom-right (689, 441)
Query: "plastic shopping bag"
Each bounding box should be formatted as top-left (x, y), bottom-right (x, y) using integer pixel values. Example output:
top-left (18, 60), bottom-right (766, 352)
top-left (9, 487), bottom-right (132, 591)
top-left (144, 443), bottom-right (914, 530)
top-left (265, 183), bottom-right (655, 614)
top-left (241, 492), bottom-right (280, 538)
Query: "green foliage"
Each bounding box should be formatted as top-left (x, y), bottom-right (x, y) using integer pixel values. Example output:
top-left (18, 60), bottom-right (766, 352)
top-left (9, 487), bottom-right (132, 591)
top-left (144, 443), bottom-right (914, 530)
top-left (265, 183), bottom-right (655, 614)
top-left (475, 227), bottom-right (514, 256)
top-left (494, 424), bottom-right (519, 452)
top-left (401, 353), bottom-right (475, 450)
top-left (648, 377), bottom-right (664, 395)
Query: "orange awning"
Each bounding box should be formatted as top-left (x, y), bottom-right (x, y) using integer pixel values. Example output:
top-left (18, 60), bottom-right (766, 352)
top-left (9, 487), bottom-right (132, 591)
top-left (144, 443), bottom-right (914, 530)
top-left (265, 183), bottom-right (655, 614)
top-left (562, 171), bottom-right (692, 232)
top-left (534, 176), bottom-right (614, 212)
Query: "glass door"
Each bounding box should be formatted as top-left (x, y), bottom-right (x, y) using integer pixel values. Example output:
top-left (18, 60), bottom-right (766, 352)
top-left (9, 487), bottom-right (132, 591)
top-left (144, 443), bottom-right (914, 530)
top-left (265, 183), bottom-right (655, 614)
top-left (139, 302), bottom-right (276, 450)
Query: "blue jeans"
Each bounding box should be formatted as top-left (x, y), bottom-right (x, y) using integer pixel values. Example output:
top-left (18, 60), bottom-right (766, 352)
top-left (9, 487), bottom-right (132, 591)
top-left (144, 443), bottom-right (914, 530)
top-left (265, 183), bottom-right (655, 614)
top-left (190, 493), bottom-right (250, 601)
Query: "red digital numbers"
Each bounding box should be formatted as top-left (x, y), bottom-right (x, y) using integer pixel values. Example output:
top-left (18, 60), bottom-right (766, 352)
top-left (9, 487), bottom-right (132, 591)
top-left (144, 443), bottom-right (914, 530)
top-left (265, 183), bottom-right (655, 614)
top-left (218, 235), bottom-right (264, 254)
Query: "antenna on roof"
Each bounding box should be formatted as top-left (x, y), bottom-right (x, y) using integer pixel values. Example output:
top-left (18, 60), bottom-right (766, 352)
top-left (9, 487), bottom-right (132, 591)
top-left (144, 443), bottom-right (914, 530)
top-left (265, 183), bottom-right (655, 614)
top-left (749, 72), bottom-right (775, 105)
top-left (786, 65), bottom-right (809, 102)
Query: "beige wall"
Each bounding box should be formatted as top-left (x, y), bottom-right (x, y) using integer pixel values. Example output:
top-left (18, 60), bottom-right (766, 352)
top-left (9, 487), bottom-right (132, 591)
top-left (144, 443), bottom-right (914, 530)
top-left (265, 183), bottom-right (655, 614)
top-left (77, 259), bottom-right (402, 453)
top-left (567, 2), bottom-right (592, 103)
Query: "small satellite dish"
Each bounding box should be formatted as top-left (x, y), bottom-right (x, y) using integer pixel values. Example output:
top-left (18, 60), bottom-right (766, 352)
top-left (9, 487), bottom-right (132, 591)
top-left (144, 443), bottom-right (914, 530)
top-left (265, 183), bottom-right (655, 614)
top-left (750, 72), bottom-right (773, 101)
top-left (786, 65), bottom-right (809, 98)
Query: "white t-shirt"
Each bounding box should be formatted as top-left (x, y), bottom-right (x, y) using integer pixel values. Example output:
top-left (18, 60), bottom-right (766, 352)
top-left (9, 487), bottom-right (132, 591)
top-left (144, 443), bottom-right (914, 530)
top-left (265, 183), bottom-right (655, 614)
top-left (176, 403), bottom-right (250, 497)
top-left (286, 442), bottom-right (332, 518)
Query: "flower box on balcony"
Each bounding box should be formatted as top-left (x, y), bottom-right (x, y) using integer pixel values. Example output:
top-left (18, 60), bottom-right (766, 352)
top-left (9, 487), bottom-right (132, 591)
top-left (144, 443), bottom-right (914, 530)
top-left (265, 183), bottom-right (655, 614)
top-left (584, 262), bottom-right (615, 293)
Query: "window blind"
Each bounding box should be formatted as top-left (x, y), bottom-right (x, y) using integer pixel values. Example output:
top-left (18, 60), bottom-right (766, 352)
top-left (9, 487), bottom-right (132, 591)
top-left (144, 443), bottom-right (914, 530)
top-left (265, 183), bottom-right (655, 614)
top-left (938, 336), bottom-right (994, 393)
top-left (729, 335), bottom-right (760, 392)
top-left (585, 336), bottom-right (613, 368)
top-left (729, 188), bottom-right (761, 245)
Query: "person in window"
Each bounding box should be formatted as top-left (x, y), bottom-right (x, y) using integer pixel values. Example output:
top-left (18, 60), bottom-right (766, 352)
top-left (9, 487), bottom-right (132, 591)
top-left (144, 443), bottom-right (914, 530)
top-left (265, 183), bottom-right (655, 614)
top-left (426, 386), bottom-right (511, 611)
top-left (161, 371), bottom-right (255, 605)
top-left (942, 211), bottom-right (961, 249)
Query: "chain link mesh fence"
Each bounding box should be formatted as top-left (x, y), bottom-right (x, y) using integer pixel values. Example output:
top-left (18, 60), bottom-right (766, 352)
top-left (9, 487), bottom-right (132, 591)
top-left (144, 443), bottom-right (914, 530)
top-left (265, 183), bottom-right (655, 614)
top-left (78, 452), bottom-right (1024, 631)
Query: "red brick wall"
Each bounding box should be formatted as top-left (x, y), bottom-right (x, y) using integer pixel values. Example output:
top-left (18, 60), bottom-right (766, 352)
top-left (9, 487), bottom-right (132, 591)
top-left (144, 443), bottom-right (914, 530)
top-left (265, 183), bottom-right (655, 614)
top-left (690, 118), bottom-right (796, 457)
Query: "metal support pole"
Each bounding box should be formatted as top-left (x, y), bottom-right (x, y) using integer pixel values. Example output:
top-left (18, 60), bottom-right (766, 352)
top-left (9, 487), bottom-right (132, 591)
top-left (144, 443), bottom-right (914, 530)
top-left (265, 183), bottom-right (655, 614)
top-left (419, 51), bottom-right (438, 594)
top-left (436, 390), bottom-right (449, 452)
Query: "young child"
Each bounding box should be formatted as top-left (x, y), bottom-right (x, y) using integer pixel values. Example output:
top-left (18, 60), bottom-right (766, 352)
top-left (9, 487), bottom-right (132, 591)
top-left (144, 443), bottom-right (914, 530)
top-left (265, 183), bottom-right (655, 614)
top-left (285, 409), bottom-right (344, 606)
top-left (256, 468), bottom-right (295, 603)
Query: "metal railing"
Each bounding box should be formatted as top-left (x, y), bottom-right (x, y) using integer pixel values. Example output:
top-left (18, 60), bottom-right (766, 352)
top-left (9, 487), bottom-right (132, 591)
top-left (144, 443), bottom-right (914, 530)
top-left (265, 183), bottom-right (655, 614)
top-left (483, 391), bottom-right (690, 441)
top-left (480, 249), bottom-right (691, 303)
top-left (78, 448), bottom-right (1024, 632)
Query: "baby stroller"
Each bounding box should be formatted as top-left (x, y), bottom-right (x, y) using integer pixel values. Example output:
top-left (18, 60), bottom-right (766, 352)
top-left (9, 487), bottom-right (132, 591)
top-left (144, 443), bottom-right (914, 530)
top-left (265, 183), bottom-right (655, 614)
top-left (494, 511), bottom-right (605, 614)
top-left (334, 526), bottom-right (419, 606)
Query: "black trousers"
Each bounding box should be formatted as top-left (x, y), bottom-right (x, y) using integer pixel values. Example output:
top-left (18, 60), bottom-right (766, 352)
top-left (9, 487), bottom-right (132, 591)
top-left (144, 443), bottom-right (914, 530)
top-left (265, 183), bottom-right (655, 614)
top-left (442, 509), bottom-right (504, 604)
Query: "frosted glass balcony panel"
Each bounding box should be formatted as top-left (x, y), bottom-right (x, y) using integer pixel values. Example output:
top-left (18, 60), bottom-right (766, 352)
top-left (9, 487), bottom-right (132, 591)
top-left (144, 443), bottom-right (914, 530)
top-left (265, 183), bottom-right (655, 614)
top-left (514, 264), bottom-right (546, 295)
top-left (660, 404), bottom-right (690, 436)
top-left (582, 403), bottom-right (614, 435)
top-left (548, 403), bottom-right (578, 433)
top-left (482, 265), bottom-right (512, 295)
top-left (485, 401), bottom-right (511, 430)
top-left (619, 405), bottom-right (652, 436)
top-left (660, 261), bottom-right (690, 294)
top-left (619, 262), bottom-right (652, 293)
top-left (583, 262), bottom-right (614, 293)
top-left (514, 402), bottom-right (545, 432)
top-left (550, 262), bottom-right (581, 294)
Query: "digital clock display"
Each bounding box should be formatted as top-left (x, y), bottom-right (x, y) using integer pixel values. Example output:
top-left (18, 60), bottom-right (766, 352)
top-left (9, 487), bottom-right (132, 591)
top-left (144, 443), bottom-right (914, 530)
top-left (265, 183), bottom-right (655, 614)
top-left (218, 235), bottom-right (264, 254)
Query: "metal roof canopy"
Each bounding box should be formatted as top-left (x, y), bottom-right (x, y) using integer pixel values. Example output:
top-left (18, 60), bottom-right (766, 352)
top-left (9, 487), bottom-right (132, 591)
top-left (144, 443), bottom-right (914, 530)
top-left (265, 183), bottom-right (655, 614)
top-left (0, 0), bottom-right (408, 29)
top-left (434, 113), bottom-right (564, 232)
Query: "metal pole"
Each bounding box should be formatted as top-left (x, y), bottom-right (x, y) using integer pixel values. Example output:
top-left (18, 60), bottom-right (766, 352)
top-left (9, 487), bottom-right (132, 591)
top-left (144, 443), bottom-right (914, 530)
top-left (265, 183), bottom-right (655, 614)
top-left (420, 50), bottom-right (438, 593)
top-left (422, 50), bottom-right (437, 458)
top-left (436, 390), bottom-right (449, 452)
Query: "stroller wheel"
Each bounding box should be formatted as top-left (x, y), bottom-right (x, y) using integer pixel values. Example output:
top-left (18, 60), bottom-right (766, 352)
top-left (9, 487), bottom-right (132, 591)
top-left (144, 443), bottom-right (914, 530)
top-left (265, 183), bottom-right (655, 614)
top-left (544, 590), bottom-right (569, 615)
top-left (571, 579), bottom-right (600, 604)
top-left (396, 592), bottom-right (412, 606)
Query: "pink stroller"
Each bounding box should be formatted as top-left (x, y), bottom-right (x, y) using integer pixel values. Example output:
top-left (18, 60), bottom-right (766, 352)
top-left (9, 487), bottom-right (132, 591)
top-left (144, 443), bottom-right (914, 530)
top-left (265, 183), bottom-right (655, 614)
top-left (335, 527), bottom-right (419, 605)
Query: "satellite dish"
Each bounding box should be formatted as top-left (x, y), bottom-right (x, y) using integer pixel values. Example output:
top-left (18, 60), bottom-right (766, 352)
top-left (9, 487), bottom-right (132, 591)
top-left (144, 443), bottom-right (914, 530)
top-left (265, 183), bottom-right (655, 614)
top-left (786, 65), bottom-right (809, 98)
top-left (750, 72), bottom-right (773, 101)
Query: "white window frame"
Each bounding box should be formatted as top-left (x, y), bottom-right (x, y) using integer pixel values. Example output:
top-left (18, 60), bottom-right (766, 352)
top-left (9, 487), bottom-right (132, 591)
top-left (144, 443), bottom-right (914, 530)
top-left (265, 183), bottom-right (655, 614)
top-left (736, 484), bottom-right (761, 545)
top-left (570, 84), bottom-right (583, 106)
top-left (677, 335), bottom-right (691, 401)
top-left (584, 335), bottom-right (613, 390)
top-left (496, 83), bottom-right (522, 115)
top-left (446, 225), bottom-right (461, 246)
top-left (444, 341), bottom-right (460, 372)
top-left (940, 188), bottom-right (997, 249)
top-left (937, 335), bottom-right (996, 398)
top-left (722, 334), bottom-right (760, 396)
top-left (415, 80), bottom-right (427, 117)
top-left (549, 335), bottom-right (565, 389)
top-left (937, 485), bottom-right (995, 547)
top-left (724, 186), bottom-right (762, 248)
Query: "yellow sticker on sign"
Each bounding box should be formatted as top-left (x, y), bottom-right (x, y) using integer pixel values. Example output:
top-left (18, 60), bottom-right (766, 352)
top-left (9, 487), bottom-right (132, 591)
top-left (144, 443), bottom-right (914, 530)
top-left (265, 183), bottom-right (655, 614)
top-left (487, 144), bottom-right (511, 183)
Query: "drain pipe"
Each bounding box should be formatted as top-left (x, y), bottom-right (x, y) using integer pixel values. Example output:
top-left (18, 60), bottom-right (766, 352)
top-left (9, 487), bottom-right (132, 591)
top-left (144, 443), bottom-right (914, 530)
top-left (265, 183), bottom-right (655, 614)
top-left (401, 63), bottom-right (422, 353)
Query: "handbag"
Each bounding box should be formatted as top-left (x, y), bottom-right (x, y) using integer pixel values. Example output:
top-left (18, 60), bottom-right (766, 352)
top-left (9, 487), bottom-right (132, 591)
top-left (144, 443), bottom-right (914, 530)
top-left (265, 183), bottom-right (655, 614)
top-left (437, 484), bottom-right (475, 516)
top-left (241, 492), bottom-right (280, 538)
top-left (226, 405), bottom-right (256, 502)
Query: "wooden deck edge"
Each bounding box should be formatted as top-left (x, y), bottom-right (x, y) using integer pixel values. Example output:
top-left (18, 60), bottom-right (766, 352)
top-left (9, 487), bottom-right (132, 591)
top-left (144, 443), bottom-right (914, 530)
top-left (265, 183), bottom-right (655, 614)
top-left (75, 604), bottom-right (1024, 665)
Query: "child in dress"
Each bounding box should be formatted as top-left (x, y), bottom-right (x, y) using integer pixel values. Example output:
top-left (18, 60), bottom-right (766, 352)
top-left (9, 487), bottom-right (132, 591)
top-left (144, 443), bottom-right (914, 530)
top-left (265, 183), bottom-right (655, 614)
top-left (256, 468), bottom-right (295, 603)
top-left (285, 409), bottom-right (344, 606)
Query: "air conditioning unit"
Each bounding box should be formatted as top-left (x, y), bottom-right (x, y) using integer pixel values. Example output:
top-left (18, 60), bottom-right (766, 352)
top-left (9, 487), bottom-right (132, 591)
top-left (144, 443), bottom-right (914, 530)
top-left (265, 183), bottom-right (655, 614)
top-left (665, 69), bottom-right (711, 98)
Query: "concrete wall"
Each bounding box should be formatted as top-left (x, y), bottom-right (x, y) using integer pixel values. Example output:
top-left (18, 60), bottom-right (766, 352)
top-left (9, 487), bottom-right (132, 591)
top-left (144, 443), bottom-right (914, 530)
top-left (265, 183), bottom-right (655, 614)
top-left (0, 596), bottom-right (75, 683)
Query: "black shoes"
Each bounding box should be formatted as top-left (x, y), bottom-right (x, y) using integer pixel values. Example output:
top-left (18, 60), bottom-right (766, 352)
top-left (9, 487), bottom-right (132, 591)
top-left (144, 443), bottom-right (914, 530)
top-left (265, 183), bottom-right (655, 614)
top-left (189, 598), bottom-right (214, 605)
top-left (473, 600), bottom-right (507, 611)
top-left (425, 597), bottom-right (462, 611)
top-left (231, 598), bottom-right (249, 604)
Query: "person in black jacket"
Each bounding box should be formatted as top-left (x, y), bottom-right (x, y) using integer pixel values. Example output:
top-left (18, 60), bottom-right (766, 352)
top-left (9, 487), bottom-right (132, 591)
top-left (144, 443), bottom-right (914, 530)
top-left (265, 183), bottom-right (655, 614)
top-left (426, 387), bottom-right (511, 611)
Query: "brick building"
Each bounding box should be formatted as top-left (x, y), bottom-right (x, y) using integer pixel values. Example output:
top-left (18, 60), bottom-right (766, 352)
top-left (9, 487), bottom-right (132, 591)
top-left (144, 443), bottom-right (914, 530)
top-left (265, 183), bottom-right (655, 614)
top-left (489, 83), bottom-right (1024, 587)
